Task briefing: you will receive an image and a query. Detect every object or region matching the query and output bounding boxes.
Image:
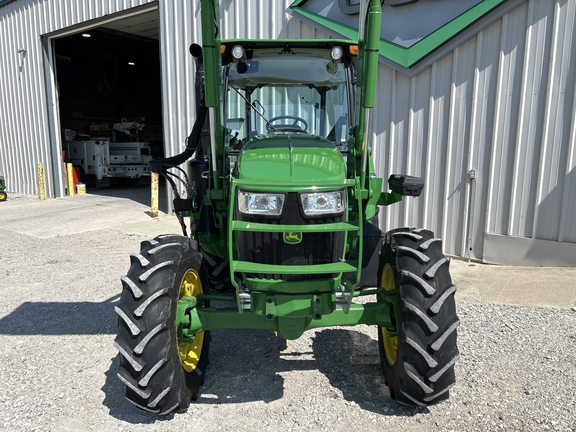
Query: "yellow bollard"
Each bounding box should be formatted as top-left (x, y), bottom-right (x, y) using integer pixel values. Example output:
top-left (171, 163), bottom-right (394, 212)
top-left (67, 163), bottom-right (75, 196)
top-left (151, 172), bottom-right (159, 217)
top-left (37, 163), bottom-right (46, 201)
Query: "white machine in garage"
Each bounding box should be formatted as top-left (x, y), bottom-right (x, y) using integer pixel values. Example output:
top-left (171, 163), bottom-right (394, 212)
top-left (64, 118), bottom-right (152, 188)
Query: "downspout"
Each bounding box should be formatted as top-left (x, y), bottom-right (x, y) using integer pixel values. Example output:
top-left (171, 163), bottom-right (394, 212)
top-left (466, 169), bottom-right (477, 262)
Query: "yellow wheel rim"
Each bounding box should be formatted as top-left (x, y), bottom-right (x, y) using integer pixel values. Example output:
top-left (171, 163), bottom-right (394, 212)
top-left (380, 263), bottom-right (398, 365)
top-left (178, 269), bottom-right (205, 373)
top-left (0, 192), bottom-right (5, 200)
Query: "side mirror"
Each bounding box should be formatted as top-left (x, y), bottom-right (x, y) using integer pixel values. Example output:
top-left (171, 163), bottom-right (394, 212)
top-left (388, 175), bottom-right (424, 197)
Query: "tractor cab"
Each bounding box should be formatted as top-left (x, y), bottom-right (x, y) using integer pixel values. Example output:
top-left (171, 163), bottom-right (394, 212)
top-left (222, 41), bottom-right (356, 153)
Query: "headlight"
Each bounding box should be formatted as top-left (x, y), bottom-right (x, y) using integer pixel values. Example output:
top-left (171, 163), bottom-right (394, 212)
top-left (331, 46), bottom-right (343, 61)
top-left (231, 45), bottom-right (245, 60)
top-left (238, 191), bottom-right (285, 216)
top-left (300, 190), bottom-right (345, 216)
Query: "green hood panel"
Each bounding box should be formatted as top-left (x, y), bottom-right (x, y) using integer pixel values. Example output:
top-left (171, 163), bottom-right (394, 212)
top-left (236, 134), bottom-right (346, 185)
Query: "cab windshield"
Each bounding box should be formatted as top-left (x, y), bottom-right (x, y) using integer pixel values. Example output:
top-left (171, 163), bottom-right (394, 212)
top-left (225, 53), bottom-right (350, 148)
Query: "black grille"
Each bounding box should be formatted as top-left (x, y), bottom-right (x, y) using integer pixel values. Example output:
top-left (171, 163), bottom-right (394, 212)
top-left (235, 192), bottom-right (345, 281)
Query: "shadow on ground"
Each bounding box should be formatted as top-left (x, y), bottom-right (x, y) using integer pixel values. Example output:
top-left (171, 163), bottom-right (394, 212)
top-left (102, 327), bottom-right (425, 423)
top-left (0, 298), bottom-right (425, 421)
top-left (0, 296), bottom-right (118, 335)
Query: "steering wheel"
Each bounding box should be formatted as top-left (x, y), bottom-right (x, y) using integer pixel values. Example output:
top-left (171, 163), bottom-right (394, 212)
top-left (266, 115), bottom-right (309, 133)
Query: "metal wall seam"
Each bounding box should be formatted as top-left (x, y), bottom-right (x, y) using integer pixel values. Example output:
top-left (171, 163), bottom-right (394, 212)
top-left (374, 65), bottom-right (395, 233)
top-left (386, 69), bottom-right (398, 234)
top-left (20, 7), bottom-right (36, 194)
top-left (485, 14), bottom-right (507, 238)
top-left (463, 30), bottom-right (482, 258)
top-left (441, 46), bottom-right (459, 253)
top-left (421, 63), bottom-right (436, 230)
top-left (404, 76), bottom-right (416, 228)
top-left (377, 67), bottom-right (393, 234)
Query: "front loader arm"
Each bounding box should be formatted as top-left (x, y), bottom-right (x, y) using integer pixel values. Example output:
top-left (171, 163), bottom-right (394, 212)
top-left (200, 0), bottom-right (224, 193)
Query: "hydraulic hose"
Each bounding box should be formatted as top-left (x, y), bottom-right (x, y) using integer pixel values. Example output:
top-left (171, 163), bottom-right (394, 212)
top-left (149, 105), bottom-right (208, 173)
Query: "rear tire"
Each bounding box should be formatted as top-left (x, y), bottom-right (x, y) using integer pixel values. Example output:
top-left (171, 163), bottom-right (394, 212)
top-left (115, 234), bottom-right (210, 414)
top-left (377, 228), bottom-right (459, 406)
top-left (0, 191), bottom-right (6, 201)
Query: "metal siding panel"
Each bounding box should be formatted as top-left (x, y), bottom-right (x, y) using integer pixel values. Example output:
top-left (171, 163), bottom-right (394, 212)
top-left (532, 0), bottom-right (576, 241)
top-left (557, 0), bottom-right (576, 243)
top-left (385, 70), bottom-right (411, 229)
top-left (421, 63), bottom-right (438, 232)
top-left (405, 69), bottom-right (431, 227)
top-left (423, 55), bottom-right (453, 238)
top-left (0, 0), bottom-right (155, 196)
top-left (220, 0), bottom-right (329, 40)
top-left (559, 75), bottom-right (576, 243)
top-left (486, 3), bottom-right (528, 236)
top-left (509, 0), bottom-right (556, 238)
top-left (467, 22), bottom-right (502, 259)
top-left (373, 65), bottom-right (395, 233)
top-left (158, 0), bottom-right (198, 177)
top-left (379, 69), bottom-right (399, 233)
top-left (443, 39), bottom-right (477, 257)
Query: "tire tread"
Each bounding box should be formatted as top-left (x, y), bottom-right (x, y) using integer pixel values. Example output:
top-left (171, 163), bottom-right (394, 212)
top-left (378, 227), bottom-right (460, 406)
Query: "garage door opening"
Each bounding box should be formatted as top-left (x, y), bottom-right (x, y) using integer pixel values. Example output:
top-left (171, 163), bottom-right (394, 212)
top-left (53, 9), bottom-right (163, 192)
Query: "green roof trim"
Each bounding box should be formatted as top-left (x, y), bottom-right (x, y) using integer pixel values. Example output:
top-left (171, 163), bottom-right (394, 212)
top-left (290, 0), bottom-right (509, 68)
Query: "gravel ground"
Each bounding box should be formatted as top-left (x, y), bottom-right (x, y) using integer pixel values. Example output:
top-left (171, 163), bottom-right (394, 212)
top-left (1, 199), bottom-right (575, 431)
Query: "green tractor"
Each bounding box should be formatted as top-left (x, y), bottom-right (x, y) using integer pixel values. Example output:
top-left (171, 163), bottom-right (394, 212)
top-left (115, 0), bottom-right (459, 415)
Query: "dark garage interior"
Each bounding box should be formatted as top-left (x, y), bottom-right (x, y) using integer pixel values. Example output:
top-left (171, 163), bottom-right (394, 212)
top-left (53, 11), bottom-right (164, 189)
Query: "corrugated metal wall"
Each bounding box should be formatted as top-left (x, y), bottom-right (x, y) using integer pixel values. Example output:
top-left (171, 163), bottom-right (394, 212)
top-left (0, 0), bottom-right (156, 197)
top-left (372, 0), bottom-right (576, 259)
top-left (1, 0), bottom-right (575, 262)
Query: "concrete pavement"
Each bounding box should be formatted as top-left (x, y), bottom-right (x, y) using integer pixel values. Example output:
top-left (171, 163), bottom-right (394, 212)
top-left (1, 186), bottom-right (575, 310)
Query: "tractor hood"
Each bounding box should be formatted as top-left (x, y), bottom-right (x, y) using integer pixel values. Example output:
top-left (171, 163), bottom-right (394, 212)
top-left (235, 134), bottom-right (346, 185)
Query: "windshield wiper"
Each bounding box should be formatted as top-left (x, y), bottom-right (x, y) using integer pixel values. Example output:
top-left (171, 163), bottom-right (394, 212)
top-left (230, 86), bottom-right (277, 132)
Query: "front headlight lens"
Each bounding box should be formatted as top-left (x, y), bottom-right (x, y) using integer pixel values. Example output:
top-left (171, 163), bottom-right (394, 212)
top-left (238, 191), bottom-right (285, 216)
top-left (231, 45), bottom-right (245, 60)
top-left (331, 46), bottom-right (344, 61)
top-left (300, 190), bottom-right (345, 216)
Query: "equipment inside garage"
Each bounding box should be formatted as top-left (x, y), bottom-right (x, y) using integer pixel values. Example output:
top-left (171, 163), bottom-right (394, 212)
top-left (54, 25), bottom-right (163, 188)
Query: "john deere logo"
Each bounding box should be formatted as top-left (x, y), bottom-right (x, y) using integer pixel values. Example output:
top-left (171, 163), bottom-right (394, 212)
top-left (284, 232), bottom-right (303, 244)
top-left (290, 0), bottom-right (509, 68)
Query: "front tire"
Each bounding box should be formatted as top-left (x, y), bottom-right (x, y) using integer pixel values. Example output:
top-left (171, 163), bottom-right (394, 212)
top-left (0, 191), bottom-right (6, 201)
top-left (115, 234), bottom-right (210, 414)
top-left (378, 228), bottom-right (459, 406)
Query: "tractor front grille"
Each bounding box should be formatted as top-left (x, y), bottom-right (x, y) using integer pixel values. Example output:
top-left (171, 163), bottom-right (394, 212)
top-left (235, 192), bottom-right (345, 281)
